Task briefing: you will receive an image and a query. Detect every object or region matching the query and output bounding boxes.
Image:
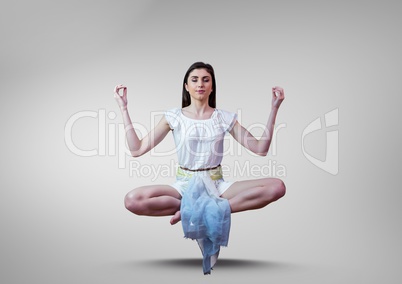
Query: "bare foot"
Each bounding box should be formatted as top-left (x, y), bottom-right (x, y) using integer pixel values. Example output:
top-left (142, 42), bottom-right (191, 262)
top-left (170, 211), bottom-right (181, 225)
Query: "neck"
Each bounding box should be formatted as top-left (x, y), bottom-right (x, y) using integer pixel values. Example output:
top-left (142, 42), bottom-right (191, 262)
top-left (187, 100), bottom-right (211, 114)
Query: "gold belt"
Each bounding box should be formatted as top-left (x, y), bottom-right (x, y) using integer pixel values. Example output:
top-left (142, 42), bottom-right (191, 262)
top-left (179, 164), bottom-right (221, 172)
top-left (177, 165), bottom-right (223, 181)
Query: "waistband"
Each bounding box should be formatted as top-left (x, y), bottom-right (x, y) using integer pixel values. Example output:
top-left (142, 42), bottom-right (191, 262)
top-left (177, 165), bottom-right (223, 181)
top-left (179, 164), bottom-right (221, 172)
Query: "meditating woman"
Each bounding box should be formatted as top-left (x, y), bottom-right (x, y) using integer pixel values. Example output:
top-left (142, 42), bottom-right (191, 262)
top-left (114, 61), bottom-right (286, 274)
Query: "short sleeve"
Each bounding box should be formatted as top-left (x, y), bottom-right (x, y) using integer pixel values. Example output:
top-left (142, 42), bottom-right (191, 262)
top-left (164, 108), bottom-right (181, 130)
top-left (216, 109), bottom-right (238, 132)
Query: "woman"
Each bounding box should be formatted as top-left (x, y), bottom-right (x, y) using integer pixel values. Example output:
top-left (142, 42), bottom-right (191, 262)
top-left (114, 62), bottom-right (285, 272)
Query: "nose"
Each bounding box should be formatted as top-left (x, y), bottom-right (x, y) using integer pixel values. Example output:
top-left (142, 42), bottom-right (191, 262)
top-left (197, 80), bottom-right (204, 88)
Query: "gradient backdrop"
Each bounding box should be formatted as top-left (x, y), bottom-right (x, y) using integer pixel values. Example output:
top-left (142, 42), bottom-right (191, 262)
top-left (1, 0), bottom-right (401, 283)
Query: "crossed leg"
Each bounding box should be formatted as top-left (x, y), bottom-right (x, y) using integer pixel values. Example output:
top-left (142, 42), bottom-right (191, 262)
top-left (124, 185), bottom-right (182, 224)
top-left (124, 177), bottom-right (285, 224)
top-left (221, 177), bottom-right (286, 213)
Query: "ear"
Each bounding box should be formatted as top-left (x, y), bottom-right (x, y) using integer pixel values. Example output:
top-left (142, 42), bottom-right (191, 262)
top-left (185, 83), bottom-right (189, 92)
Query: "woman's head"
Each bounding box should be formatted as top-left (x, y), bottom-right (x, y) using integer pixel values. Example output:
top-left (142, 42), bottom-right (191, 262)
top-left (182, 62), bottom-right (216, 108)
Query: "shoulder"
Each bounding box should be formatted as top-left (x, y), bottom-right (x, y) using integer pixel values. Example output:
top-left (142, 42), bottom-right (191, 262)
top-left (216, 108), bottom-right (236, 116)
top-left (164, 107), bottom-right (182, 129)
top-left (215, 108), bottom-right (238, 131)
top-left (165, 107), bottom-right (181, 115)
top-left (215, 108), bottom-right (237, 120)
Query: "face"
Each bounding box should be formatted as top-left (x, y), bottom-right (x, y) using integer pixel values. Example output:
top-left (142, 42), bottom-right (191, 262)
top-left (185, 68), bottom-right (213, 103)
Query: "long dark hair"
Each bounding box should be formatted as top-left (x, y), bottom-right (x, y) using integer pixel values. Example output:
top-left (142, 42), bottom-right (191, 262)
top-left (182, 62), bottom-right (216, 108)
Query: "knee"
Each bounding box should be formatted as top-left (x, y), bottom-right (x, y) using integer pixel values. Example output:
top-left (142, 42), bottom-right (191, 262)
top-left (267, 178), bottom-right (286, 201)
top-left (124, 189), bottom-right (145, 215)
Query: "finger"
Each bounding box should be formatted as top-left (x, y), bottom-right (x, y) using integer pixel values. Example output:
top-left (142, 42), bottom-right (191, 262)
top-left (115, 84), bottom-right (125, 90)
top-left (115, 85), bottom-right (124, 92)
top-left (115, 86), bottom-right (126, 93)
top-left (114, 89), bottom-right (123, 97)
top-left (273, 87), bottom-right (284, 97)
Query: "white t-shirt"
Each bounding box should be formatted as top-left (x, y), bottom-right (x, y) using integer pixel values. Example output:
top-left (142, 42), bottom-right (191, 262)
top-left (164, 108), bottom-right (237, 170)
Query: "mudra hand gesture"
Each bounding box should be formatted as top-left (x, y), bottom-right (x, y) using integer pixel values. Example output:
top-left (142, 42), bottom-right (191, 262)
top-left (272, 86), bottom-right (285, 109)
top-left (114, 84), bottom-right (128, 111)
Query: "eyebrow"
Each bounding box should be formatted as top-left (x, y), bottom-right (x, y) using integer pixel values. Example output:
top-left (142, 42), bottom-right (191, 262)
top-left (190, 75), bottom-right (211, 79)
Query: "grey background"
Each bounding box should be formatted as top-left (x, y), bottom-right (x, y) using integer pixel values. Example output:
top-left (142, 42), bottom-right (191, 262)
top-left (1, 0), bottom-right (401, 283)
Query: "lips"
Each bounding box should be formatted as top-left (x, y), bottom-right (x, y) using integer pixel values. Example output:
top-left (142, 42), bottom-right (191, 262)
top-left (196, 90), bottom-right (205, 94)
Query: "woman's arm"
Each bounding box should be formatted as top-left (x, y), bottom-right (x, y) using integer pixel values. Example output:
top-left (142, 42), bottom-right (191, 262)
top-left (229, 86), bottom-right (285, 156)
top-left (114, 85), bottom-right (171, 157)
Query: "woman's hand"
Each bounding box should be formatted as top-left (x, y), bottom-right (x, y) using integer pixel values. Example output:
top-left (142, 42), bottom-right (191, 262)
top-left (114, 84), bottom-right (128, 110)
top-left (272, 86), bottom-right (285, 109)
